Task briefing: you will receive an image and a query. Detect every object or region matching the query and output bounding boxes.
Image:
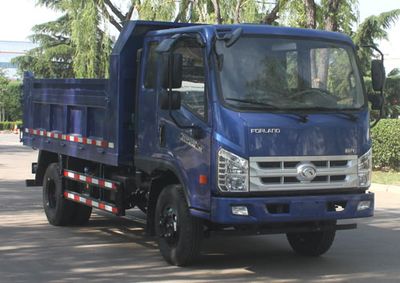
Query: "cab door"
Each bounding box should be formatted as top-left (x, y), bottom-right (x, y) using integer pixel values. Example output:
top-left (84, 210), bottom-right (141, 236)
top-left (157, 35), bottom-right (211, 212)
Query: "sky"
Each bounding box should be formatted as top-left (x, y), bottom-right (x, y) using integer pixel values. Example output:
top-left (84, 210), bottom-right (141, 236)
top-left (0, 0), bottom-right (399, 71)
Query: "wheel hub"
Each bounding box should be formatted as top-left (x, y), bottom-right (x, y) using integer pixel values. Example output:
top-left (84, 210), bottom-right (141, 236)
top-left (159, 207), bottom-right (178, 243)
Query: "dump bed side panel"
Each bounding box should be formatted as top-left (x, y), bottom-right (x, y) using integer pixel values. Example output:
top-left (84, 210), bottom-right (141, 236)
top-left (22, 75), bottom-right (118, 165)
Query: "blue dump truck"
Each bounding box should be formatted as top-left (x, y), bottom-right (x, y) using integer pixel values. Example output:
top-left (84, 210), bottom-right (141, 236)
top-left (22, 21), bottom-right (385, 266)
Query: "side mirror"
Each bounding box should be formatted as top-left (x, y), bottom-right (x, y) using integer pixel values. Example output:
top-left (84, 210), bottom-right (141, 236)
top-left (160, 91), bottom-right (181, 110)
top-left (368, 94), bottom-right (383, 110)
top-left (371, 59), bottom-right (385, 91)
top-left (162, 53), bottom-right (183, 89)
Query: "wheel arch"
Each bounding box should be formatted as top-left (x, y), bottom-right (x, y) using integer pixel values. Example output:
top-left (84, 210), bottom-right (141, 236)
top-left (35, 150), bottom-right (60, 186)
top-left (136, 157), bottom-right (191, 235)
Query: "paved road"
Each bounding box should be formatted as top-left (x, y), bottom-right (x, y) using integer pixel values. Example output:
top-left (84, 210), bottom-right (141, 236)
top-left (1, 133), bottom-right (400, 282)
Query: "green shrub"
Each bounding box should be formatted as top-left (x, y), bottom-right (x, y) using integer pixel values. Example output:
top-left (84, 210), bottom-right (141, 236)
top-left (0, 121), bottom-right (22, 131)
top-left (371, 119), bottom-right (400, 170)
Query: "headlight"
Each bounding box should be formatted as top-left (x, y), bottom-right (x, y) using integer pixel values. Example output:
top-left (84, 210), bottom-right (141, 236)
top-left (217, 148), bottom-right (249, 192)
top-left (358, 148), bottom-right (372, 187)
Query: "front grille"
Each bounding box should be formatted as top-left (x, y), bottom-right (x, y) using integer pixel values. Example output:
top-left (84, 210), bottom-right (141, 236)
top-left (249, 155), bottom-right (358, 192)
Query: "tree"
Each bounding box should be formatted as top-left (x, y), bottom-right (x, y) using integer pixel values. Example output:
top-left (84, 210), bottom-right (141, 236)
top-left (3, 81), bottom-right (23, 121)
top-left (0, 70), bottom-right (8, 122)
top-left (388, 68), bottom-right (400, 78)
top-left (67, 0), bottom-right (111, 78)
top-left (12, 15), bottom-right (74, 78)
top-left (13, 1), bottom-right (399, 81)
top-left (322, 0), bottom-right (358, 35)
top-left (323, 0), bottom-right (340, 31)
top-left (262, 0), bottom-right (289, 25)
top-left (353, 9), bottom-right (400, 75)
top-left (304, 0), bottom-right (316, 29)
top-left (282, 0), bottom-right (358, 33)
top-left (0, 70), bottom-right (22, 122)
top-left (137, 0), bottom-right (175, 21)
top-left (233, 0), bottom-right (244, 23)
top-left (174, 0), bottom-right (191, 22)
top-left (13, 0), bottom-right (130, 79)
top-left (211, 0), bottom-right (222, 24)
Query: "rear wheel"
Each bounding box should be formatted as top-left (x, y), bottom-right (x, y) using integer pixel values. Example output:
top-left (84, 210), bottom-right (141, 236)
top-left (42, 163), bottom-right (75, 226)
top-left (68, 182), bottom-right (92, 225)
top-left (155, 185), bottom-right (203, 266)
top-left (286, 221), bottom-right (336, 256)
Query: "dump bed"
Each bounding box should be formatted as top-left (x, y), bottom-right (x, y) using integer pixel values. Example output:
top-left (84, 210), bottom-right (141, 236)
top-left (22, 76), bottom-right (117, 164)
top-left (22, 21), bottom-right (193, 166)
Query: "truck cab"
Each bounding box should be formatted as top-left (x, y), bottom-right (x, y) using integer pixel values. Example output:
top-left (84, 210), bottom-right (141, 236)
top-left (137, 24), bottom-right (374, 220)
top-left (22, 21), bottom-right (384, 266)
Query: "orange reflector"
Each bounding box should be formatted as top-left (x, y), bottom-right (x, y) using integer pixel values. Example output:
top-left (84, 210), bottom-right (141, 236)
top-left (199, 175), bottom-right (208, 185)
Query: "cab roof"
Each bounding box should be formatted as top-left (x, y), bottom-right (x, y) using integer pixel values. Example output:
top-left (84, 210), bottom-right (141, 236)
top-left (146, 22), bottom-right (354, 46)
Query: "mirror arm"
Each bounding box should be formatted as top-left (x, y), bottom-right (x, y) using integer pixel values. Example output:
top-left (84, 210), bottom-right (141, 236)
top-left (360, 44), bottom-right (384, 61)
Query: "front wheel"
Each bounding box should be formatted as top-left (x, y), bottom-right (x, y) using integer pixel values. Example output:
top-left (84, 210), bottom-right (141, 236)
top-left (155, 185), bottom-right (203, 266)
top-left (286, 221), bottom-right (336, 257)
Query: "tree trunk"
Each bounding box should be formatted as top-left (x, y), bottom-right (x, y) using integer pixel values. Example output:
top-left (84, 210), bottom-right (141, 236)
top-left (125, 3), bottom-right (136, 22)
top-left (104, 0), bottom-right (125, 22)
top-left (262, 0), bottom-right (288, 25)
top-left (211, 0), bottom-right (222, 24)
top-left (99, 0), bottom-right (123, 31)
top-left (325, 0), bottom-right (340, 31)
top-left (174, 0), bottom-right (189, 22)
top-left (0, 106), bottom-right (4, 122)
top-left (196, 1), bottom-right (207, 23)
top-left (234, 0), bottom-right (243, 23)
top-left (188, 0), bottom-right (195, 23)
top-left (304, 0), bottom-right (316, 29)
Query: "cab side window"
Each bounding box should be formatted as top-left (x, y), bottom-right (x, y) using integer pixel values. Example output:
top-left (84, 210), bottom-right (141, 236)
top-left (172, 38), bottom-right (206, 119)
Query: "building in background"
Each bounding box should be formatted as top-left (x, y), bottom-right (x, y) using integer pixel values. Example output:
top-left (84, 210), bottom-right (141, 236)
top-left (0, 41), bottom-right (36, 80)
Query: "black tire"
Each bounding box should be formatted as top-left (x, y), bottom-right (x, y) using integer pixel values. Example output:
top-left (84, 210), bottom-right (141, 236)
top-left (155, 185), bottom-right (203, 266)
top-left (67, 182), bottom-right (92, 226)
top-left (286, 221), bottom-right (336, 257)
top-left (71, 205), bottom-right (92, 225)
top-left (42, 163), bottom-right (75, 226)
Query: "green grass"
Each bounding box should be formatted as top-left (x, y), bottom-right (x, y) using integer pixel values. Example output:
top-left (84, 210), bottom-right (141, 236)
top-left (372, 171), bottom-right (400, 185)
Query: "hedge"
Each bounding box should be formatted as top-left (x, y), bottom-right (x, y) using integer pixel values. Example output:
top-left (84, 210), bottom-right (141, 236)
top-left (0, 121), bottom-right (22, 131)
top-left (371, 119), bottom-right (400, 170)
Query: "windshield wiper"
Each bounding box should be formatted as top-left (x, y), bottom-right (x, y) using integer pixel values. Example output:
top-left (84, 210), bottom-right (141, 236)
top-left (225, 98), bottom-right (309, 123)
top-left (225, 98), bottom-right (279, 108)
top-left (296, 107), bottom-right (358, 121)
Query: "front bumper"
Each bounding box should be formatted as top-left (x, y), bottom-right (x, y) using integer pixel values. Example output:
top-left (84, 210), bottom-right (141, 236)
top-left (210, 193), bottom-right (374, 224)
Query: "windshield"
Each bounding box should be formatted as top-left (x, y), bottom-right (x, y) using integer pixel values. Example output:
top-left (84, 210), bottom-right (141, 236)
top-left (216, 36), bottom-right (364, 111)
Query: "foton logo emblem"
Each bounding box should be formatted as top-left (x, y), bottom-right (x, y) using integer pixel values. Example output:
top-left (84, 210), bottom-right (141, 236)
top-left (250, 128), bottom-right (281, 134)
